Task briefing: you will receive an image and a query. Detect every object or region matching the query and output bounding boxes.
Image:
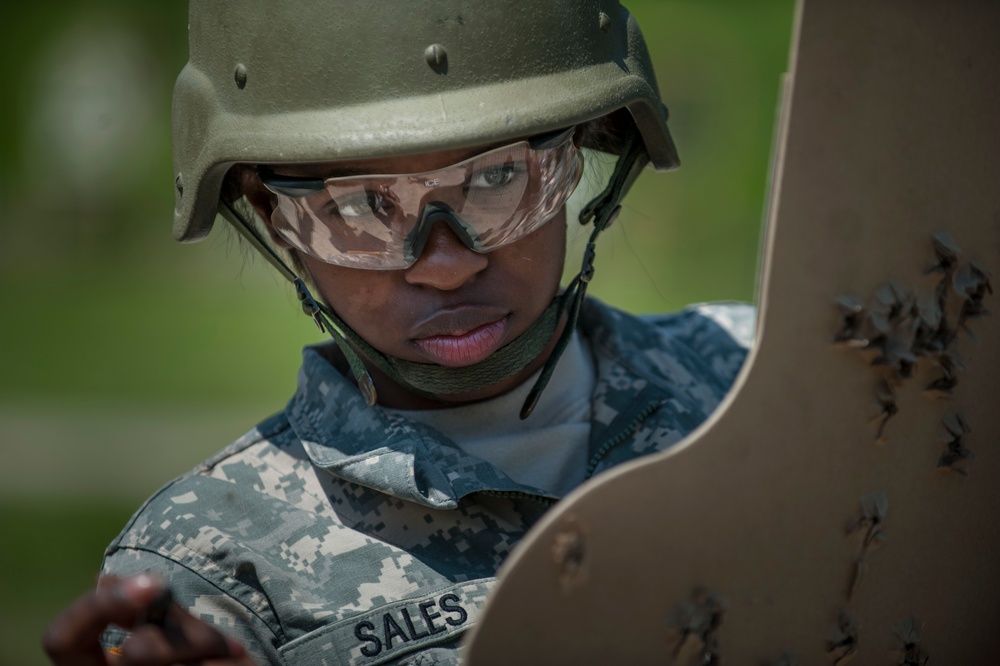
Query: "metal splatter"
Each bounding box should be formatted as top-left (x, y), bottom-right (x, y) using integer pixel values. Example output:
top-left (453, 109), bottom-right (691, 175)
top-left (937, 412), bottom-right (974, 476)
top-left (665, 588), bottom-right (727, 665)
top-left (926, 231), bottom-right (961, 276)
top-left (872, 381), bottom-right (898, 444)
top-left (825, 609), bottom-right (859, 664)
top-left (864, 282), bottom-right (919, 378)
top-left (834, 295), bottom-right (869, 348)
top-left (835, 232), bottom-right (991, 446)
top-left (846, 492), bottom-right (888, 600)
top-left (893, 616), bottom-right (930, 666)
top-left (954, 260), bottom-right (993, 331)
top-left (923, 347), bottom-right (963, 400)
top-left (551, 515), bottom-right (588, 594)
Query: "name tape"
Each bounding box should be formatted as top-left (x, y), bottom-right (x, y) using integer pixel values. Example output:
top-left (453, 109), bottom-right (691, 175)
top-left (279, 579), bottom-right (496, 666)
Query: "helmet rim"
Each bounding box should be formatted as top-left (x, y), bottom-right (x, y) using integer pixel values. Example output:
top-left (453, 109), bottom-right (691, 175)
top-left (172, 1), bottom-right (679, 242)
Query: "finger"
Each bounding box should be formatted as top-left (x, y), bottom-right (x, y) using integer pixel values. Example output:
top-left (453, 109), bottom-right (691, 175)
top-left (43, 575), bottom-right (166, 666)
top-left (136, 588), bottom-right (173, 627)
top-left (119, 608), bottom-right (244, 666)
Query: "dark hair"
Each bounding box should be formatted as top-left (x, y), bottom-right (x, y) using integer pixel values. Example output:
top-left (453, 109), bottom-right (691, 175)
top-left (220, 164), bottom-right (311, 277)
top-left (578, 108), bottom-right (634, 156)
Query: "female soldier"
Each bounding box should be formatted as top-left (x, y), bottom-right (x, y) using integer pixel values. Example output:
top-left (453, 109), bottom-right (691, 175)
top-left (44, 2), bottom-right (751, 664)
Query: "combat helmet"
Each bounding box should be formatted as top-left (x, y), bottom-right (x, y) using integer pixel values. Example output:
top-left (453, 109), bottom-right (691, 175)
top-left (172, 0), bottom-right (680, 416)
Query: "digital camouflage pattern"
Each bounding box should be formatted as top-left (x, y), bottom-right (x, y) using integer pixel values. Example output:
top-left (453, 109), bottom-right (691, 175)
top-left (100, 298), bottom-right (752, 665)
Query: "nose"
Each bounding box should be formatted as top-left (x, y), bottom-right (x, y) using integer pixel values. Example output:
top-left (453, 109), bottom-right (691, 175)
top-left (403, 221), bottom-right (488, 290)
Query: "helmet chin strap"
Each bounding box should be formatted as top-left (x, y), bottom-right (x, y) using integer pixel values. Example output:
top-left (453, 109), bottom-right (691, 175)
top-left (218, 125), bottom-right (648, 418)
top-left (519, 126), bottom-right (649, 418)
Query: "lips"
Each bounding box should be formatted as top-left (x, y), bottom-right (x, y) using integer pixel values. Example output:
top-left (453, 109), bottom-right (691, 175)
top-left (411, 308), bottom-right (510, 367)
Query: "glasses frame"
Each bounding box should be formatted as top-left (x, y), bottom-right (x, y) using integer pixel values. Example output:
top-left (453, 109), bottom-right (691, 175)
top-left (255, 126), bottom-right (580, 269)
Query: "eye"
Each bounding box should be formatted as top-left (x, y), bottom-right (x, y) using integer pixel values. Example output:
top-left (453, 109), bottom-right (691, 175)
top-left (334, 189), bottom-right (391, 218)
top-left (470, 164), bottom-right (517, 189)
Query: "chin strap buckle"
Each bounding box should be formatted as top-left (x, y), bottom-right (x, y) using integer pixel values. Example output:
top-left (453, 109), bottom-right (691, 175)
top-left (581, 242), bottom-right (597, 284)
top-left (294, 278), bottom-right (326, 333)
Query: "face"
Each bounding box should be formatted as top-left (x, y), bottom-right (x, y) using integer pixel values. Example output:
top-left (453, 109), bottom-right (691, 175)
top-left (248, 143), bottom-right (569, 408)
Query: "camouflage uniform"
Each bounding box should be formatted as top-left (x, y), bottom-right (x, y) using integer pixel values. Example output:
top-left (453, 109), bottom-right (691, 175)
top-left (101, 298), bottom-right (752, 665)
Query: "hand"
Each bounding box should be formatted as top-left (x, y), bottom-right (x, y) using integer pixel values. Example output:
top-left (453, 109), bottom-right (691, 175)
top-left (43, 574), bottom-right (258, 665)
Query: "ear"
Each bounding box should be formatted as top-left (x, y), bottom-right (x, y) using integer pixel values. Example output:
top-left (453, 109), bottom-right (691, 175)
top-left (241, 170), bottom-right (294, 250)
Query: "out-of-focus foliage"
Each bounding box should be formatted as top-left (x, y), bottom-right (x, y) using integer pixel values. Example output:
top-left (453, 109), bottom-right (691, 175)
top-left (0, 0), bottom-right (795, 406)
top-left (0, 2), bottom-right (795, 664)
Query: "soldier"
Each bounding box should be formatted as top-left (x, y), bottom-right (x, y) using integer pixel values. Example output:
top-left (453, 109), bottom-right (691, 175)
top-left (44, 2), bottom-right (753, 665)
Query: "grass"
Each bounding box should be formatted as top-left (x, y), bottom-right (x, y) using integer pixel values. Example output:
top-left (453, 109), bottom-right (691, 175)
top-left (0, 500), bottom-right (138, 666)
top-left (0, 264), bottom-right (322, 406)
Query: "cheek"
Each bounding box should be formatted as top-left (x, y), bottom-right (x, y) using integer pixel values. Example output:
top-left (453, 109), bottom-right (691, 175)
top-left (303, 257), bottom-right (397, 326)
top-left (512, 215), bottom-right (567, 289)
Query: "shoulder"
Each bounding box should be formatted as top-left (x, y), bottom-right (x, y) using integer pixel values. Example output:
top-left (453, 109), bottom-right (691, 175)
top-left (580, 297), bottom-right (755, 394)
top-left (582, 297), bottom-right (753, 351)
top-left (106, 410), bottom-right (315, 558)
top-left (101, 408), bottom-right (490, 664)
top-left (104, 409), bottom-right (326, 593)
top-left (642, 302), bottom-right (756, 351)
top-left (101, 411), bottom-right (306, 663)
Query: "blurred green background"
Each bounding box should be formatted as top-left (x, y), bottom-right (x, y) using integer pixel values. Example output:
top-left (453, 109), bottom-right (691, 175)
top-left (0, 1), bottom-right (794, 663)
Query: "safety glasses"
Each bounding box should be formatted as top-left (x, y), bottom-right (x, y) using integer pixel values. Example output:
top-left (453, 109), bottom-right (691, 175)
top-left (257, 127), bottom-right (583, 269)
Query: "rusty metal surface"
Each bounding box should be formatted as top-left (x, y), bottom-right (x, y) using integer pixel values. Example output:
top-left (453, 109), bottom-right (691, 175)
top-left (464, 0), bottom-right (1000, 662)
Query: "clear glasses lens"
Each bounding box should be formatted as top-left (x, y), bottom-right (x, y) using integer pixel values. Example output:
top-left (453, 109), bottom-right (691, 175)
top-left (264, 135), bottom-right (582, 269)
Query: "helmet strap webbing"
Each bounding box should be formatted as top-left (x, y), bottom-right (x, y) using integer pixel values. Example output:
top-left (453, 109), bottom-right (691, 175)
top-left (519, 125), bottom-right (650, 418)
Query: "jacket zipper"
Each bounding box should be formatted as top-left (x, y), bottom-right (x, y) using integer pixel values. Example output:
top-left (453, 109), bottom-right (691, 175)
top-left (479, 397), bottom-right (663, 504)
top-left (584, 399), bottom-right (663, 479)
top-left (481, 490), bottom-right (558, 507)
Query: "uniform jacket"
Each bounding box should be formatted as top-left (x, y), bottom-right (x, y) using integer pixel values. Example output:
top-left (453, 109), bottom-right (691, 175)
top-left (101, 298), bottom-right (753, 665)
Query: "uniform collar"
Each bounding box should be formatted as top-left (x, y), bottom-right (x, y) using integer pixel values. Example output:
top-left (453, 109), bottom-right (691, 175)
top-left (287, 345), bottom-right (554, 509)
top-left (286, 298), bottom-right (734, 509)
